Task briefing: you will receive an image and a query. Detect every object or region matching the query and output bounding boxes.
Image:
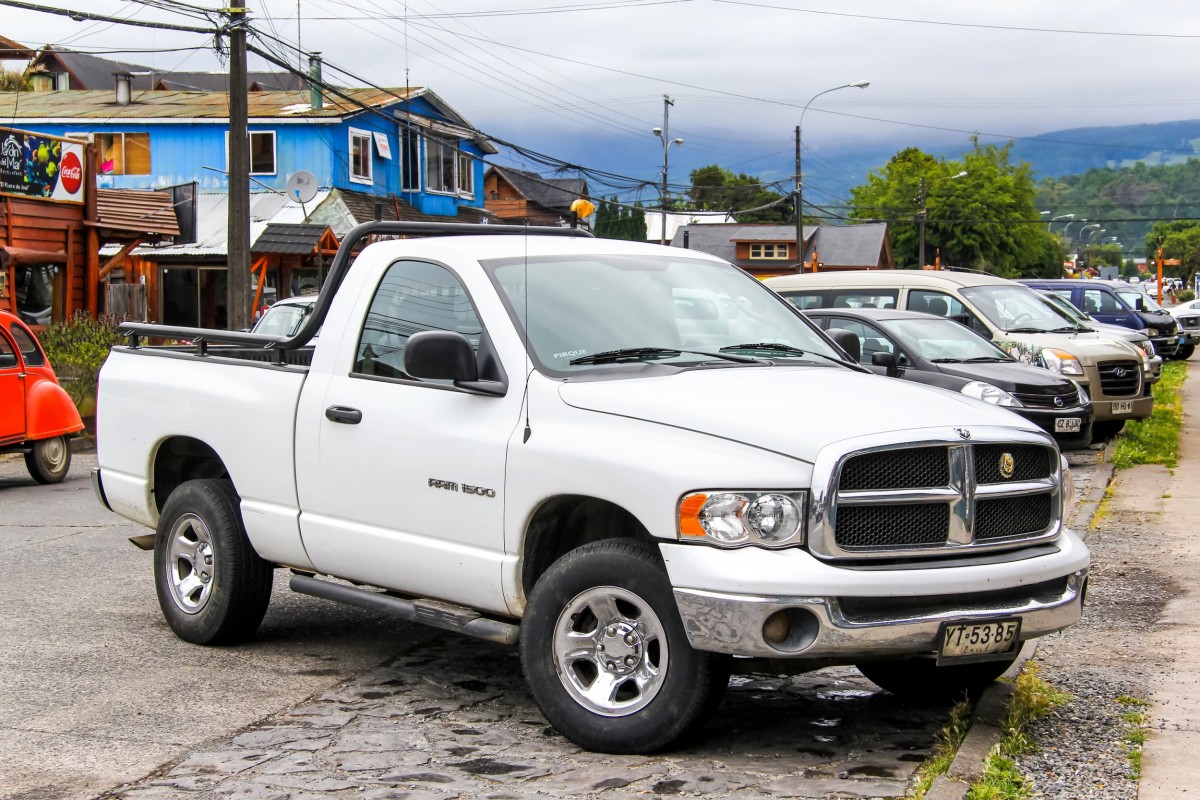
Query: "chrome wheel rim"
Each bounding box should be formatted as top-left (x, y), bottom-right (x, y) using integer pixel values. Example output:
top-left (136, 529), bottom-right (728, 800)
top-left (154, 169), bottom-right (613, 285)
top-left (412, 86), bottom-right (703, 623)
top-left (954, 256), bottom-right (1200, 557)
top-left (166, 513), bottom-right (216, 614)
top-left (552, 586), bottom-right (668, 717)
top-left (40, 438), bottom-right (67, 473)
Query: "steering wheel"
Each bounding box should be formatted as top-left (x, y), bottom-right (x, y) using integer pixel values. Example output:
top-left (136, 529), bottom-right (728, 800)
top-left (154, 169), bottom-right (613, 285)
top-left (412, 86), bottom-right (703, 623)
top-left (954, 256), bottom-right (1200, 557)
top-left (1008, 312), bottom-right (1036, 327)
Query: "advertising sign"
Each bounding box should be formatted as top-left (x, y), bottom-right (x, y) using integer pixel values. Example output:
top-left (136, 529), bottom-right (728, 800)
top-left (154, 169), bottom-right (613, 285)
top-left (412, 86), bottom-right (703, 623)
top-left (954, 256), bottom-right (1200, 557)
top-left (0, 128), bottom-right (86, 204)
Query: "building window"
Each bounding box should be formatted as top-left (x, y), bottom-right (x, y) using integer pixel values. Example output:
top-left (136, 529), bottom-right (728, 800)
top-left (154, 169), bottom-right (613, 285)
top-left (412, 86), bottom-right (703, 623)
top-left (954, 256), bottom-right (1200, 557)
top-left (749, 243), bottom-right (789, 260)
top-left (456, 151), bottom-right (474, 196)
top-left (249, 131), bottom-right (276, 175)
top-left (349, 128), bottom-right (372, 185)
top-left (97, 132), bottom-right (151, 175)
top-left (399, 126), bottom-right (421, 192)
top-left (425, 136), bottom-right (456, 194)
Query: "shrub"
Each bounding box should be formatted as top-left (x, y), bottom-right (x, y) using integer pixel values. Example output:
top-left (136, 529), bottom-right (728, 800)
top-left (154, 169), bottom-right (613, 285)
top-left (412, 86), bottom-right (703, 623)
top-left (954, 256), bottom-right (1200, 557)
top-left (39, 311), bottom-right (125, 411)
top-left (1177, 289), bottom-right (1195, 303)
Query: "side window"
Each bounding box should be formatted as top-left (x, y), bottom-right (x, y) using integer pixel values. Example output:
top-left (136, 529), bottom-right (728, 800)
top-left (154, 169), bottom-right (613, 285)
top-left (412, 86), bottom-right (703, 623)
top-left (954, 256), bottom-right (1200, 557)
top-left (8, 325), bottom-right (45, 366)
top-left (1082, 289), bottom-right (1122, 315)
top-left (829, 291), bottom-right (897, 309)
top-left (825, 317), bottom-right (895, 365)
top-left (0, 331), bottom-right (16, 368)
top-left (353, 260), bottom-right (482, 385)
top-left (781, 292), bottom-right (824, 310)
top-left (909, 290), bottom-right (988, 337)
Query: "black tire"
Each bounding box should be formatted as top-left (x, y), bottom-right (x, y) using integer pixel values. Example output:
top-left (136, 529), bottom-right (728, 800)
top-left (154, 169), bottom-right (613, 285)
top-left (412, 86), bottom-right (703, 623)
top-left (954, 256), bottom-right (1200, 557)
top-left (154, 479), bottom-right (273, 645)
top-left (1176, 344), bottom-right (1195, 360)
top-left (1092, 420), bottom-right (1126, 440)
top-left (25, 436), bottom-right (71, 484)
top-left (520, 539), bottom-right (730, 754)
top-left (856, 655), bottom-right (1017, 701)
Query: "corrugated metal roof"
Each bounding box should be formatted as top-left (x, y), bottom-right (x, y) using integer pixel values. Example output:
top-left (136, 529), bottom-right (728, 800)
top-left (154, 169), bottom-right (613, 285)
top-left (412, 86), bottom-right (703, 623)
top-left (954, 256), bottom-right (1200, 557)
top-left (0, 88), bottom-right (419, 120)
top-left (673, 223), bottom-right (890, 268)
top-left (252, 223), bottom-right (330, 255)
top-left (0, 35), bottom-right (35, 59)
top-left (95, 189), bottom-right (180, 237)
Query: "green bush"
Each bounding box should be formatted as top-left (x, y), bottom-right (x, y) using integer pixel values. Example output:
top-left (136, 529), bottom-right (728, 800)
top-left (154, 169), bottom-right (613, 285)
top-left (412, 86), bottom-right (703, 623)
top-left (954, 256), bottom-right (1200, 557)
top-left (39, 311), bottom-right (125, 412)
top-left (1177, 289), bottom-right (1195, 303)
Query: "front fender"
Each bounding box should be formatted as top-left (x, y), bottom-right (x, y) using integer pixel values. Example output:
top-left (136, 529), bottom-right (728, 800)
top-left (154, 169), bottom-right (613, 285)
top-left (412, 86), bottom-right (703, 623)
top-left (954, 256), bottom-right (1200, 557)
top-left (25, 378), bottom-right (85, 440)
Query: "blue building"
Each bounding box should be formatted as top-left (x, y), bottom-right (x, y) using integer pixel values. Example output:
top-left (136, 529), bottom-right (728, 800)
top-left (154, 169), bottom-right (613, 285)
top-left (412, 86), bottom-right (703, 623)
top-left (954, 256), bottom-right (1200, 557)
top-left (0, 84), bottom-right (496, 220)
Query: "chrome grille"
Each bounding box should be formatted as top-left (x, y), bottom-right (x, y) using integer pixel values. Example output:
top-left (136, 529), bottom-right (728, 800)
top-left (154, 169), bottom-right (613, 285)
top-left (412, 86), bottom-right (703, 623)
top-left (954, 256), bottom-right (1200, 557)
top-left (811, 435), bottom-right (1062, 561)
top-left (1011, 389), bottom-right (1081, 409)
top-left (1097, 360), bottom-right (1140, 397)
top-left (1180, 315), bottom-right (1199, 330)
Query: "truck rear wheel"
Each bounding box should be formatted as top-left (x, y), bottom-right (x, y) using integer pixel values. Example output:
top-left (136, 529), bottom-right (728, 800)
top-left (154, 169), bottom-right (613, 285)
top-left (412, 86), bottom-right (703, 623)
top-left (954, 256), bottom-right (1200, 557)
top-left (856, 655), bottom-right (1017, 701)
top-left (154, 479), bottom-right (273, 645)
top-left (520, 539), bottom-right (729, 753)
top-left (1092, 420), bottom-right (1125, 440)
top-left (25, 436), bottom-right (71, 484)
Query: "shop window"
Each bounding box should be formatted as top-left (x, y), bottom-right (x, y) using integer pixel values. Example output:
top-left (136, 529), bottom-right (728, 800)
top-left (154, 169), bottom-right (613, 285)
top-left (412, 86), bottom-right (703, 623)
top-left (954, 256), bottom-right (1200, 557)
top-left (97, 132), bottom-right (151, 175)
top-left (249, 131), bottom-right (276, 175)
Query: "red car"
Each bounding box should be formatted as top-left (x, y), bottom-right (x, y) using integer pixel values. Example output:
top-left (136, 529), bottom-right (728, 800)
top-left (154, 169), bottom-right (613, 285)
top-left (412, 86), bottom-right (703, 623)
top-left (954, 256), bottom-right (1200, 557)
top-left (0, 310), bottom-right (84, 483)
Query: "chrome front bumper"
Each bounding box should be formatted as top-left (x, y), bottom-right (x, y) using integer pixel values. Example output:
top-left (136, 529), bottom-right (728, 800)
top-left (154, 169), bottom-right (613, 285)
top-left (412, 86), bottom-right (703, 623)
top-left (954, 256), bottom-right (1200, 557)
top-left (673, 568), bottom-right (1086, 659)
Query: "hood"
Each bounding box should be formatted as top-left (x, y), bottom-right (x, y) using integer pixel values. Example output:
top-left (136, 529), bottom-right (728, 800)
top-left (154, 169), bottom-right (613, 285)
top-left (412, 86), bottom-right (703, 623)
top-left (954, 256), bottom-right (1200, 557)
top-left (994, 330), bottom-right (1135, 366)
top-left (558, 366), bottom-right (1035, 464)
top-left (933, 361), bottom-right (1075, 397)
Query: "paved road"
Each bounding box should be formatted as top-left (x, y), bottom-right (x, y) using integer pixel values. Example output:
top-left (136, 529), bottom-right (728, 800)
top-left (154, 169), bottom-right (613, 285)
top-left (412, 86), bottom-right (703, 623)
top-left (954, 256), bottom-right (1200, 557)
top-left (1, 451), bottom-right (1102, 800)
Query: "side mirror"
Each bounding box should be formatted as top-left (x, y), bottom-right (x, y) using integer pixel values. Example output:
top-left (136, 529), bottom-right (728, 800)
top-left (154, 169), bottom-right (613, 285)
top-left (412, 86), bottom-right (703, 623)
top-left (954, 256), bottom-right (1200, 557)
top-left (872, 351), bottom-right (901, 378)
top-left (826, 328), bottom-right (860, 363)
top-left (404, 330), bottom-right (478, 382)
top-left (1135, 297), bottom-right (1146, 312)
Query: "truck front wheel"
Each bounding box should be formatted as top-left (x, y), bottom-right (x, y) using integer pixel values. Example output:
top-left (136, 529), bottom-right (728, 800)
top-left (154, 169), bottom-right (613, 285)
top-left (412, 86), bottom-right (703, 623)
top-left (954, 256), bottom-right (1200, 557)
top-left (856, 655), bottom-right (1017, 701)
top-left (154, 479), bottom-right (273, 645)
top-left (520, 539), bottom-right (729, 753)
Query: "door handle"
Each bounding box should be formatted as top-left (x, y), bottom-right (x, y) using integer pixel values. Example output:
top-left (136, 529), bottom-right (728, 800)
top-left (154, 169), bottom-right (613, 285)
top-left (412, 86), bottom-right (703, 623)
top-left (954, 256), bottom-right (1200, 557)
top-left (325, 405), bottom-right (362, 424)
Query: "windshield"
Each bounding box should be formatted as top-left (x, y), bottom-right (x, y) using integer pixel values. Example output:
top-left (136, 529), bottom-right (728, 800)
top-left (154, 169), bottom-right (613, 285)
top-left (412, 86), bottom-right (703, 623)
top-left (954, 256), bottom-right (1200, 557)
top-left (1116, 289), bottom-right (1164, 312)
top-left (253, 301), bottom-right (314, 336)
top-left (959, 284), bottom-right (1077, 332)
top-left (883, 317), bottom-right (1013, 361)
top-left (483, 254), bottom-right (844, 374)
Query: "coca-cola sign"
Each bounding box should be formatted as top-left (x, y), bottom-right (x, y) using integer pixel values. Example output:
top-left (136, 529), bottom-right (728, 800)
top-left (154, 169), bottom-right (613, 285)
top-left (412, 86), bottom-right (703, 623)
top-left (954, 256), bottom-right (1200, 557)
top-left (0, 127), bottom-right (85, 204)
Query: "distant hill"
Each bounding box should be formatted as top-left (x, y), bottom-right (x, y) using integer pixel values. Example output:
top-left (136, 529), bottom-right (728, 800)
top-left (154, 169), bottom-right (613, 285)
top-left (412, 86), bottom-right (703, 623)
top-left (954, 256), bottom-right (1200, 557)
top-left (1009, 119), bottom-right (1200, 177)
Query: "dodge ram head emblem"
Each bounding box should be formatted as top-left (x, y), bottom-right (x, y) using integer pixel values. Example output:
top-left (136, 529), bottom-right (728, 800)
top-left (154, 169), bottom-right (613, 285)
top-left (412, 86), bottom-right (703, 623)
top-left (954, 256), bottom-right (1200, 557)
top-left (999, 452), bottom-right (1015, 479)
top-left (954, 427), bottom-right (972, 440)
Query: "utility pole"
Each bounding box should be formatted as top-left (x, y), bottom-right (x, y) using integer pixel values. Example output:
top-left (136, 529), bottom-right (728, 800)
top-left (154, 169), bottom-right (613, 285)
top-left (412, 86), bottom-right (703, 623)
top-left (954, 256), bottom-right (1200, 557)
top-left (917, 177), bottom-right (928, 269)
top-left (653, 96), bottom-right (680, 246)
top-left (226, 6), bottom-right (251, 331)
top-left (795, 125), bottom-right (802, 270)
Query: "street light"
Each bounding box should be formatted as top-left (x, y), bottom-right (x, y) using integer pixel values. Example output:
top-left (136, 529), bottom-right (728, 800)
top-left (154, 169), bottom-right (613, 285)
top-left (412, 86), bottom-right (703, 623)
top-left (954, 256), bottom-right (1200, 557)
top-left (795, 80), bottom-right (869, 269)
top-left (1048, 213), bottom-right (1075, 233)
top-left (918, 170), bottom-right (967, 268)
top-left (652, 95), bottom-right (683, 245)
top-left (1063, 218), bottom-right (1087, 239)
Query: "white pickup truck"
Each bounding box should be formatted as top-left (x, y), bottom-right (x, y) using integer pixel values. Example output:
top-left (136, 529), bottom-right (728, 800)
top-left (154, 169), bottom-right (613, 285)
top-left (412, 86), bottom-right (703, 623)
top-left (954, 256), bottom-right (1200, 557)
top-left (94, 222), bottom-right (1089, 754)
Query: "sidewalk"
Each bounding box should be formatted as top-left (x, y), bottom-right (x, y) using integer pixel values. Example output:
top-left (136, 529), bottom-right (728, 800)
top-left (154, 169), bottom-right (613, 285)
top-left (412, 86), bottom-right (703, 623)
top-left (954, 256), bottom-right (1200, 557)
top-left (1138, 361), bottom-right (1200, 798)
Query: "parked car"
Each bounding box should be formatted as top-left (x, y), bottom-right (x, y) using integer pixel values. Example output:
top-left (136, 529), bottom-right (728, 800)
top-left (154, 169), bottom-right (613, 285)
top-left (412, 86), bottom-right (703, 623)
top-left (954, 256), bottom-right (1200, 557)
top-left (93, 222), bottom-right (1088, 754)
top-left (1018, 279), bottom-right (1182, 359)
top-left (1028, 288), bottom-right (1160, 384)
top-left (0, 310), bottom-right (85, 483)
top-left (1168, 302), bottom-right (1200, 360)
top-left (250, 293), bottom-right (318, 337)
top-left (767, 270), bottom-right (1152, 440)
top-left (805, 308), bottom-right (1094, 448)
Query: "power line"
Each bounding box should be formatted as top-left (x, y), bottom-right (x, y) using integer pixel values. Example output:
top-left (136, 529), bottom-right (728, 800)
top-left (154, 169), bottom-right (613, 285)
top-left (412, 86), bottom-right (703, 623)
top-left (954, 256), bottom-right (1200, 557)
top-left (0, 0), bottom-right (219, 33)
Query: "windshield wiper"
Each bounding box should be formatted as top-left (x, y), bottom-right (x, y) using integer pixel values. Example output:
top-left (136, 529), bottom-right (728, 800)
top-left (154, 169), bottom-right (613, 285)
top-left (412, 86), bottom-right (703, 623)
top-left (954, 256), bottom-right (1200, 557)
top-left (1049, 325), bottom-right (1090, 333)
top-left (720, 342), bottom-right (849, 366)
top-left (1004, 327), bottom-right (1050, 333)
top-left (962, 356), bottom-right (1011, 362)
top-left (569, 347), bottom-right (760, 365)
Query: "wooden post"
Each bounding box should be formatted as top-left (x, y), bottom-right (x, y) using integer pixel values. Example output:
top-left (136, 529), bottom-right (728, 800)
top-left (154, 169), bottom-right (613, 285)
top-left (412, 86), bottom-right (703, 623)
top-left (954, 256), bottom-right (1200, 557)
top-left (85, 142), bottom-right (100, 318)
top-left (1157, 238), bottom-right (1164, 305)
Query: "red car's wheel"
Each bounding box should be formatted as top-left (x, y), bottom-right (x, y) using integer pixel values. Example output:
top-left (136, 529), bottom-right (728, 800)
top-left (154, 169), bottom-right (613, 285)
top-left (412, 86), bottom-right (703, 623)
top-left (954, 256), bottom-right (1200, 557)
top-left (25, 436), bottom-right (71, 484)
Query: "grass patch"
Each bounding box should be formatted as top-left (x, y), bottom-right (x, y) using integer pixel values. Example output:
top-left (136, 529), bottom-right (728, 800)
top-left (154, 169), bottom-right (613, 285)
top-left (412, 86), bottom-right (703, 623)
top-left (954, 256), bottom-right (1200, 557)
top-left (966, 662), bottom-right (1070, 800)
top-left (907, 699), bottom-right (973, 799)
top-left (1116, 696), bottom-right (1149, 779)
top-left (1111, 360), bottom-right (1187, 470)
top-left (1089, 483), bottom-right (1116, 530)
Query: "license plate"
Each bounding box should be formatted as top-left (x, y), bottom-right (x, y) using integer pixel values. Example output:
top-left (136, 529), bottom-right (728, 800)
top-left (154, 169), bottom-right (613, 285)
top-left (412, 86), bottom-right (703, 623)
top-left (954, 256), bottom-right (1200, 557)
top-left (1112, 400), bottom-right (1135, 414)
top-left (1054, 417), bottom-right (1081, 433)
top-left (937, 618), bottom-right (1022, 664)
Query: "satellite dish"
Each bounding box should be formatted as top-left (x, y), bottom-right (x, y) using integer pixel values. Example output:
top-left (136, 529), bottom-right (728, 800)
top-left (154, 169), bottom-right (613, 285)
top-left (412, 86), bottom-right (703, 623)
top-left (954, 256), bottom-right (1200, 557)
top-left (286, 170), bottom-right (318, 204)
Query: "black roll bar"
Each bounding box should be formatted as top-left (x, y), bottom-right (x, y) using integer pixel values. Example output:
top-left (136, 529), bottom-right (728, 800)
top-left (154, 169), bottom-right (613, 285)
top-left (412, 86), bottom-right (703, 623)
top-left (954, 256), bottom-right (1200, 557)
top-left (119, 221), bottom-right (594, 352)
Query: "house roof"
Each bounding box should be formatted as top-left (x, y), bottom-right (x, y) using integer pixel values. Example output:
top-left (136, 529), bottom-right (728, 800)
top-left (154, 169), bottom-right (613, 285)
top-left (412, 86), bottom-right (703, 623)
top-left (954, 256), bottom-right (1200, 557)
top-left (94, 188), bottom-right (180, 238)
top-left (28, 48), bottom-right (306, 92)
top-left (30, 48), bottom-right (149, 88)
top-left (0, 36), bottom-right (34, 59)
top-left (0, 87), bottom-right (421, 121)
top-left (308, 188), bottom-right (493, 238)
top-left (673, 222), bottom-right (891, 268)
top-left (154, 72), bottom-right (310, 92)
top-left (646, 210), bottom-right (736, 244)
top-left (491, 167), bottom-right (586, 213)
top-left (252, 223), bottom-right (332, 255)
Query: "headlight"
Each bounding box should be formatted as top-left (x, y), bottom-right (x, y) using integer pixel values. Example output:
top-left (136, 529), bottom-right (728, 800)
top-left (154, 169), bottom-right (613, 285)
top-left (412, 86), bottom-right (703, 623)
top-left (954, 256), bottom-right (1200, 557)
top-left (1148, 328), bottom-right (1160, 337)
top-left (960, 381), bottom-right (1023, 407)
top-left (1060, 454), bottom-right (1076, 510)
top-left (1039, 348), bottom-right (1084, 376)
top-left (1133, 345), bottom-right (1152, 373)
top-left (1141, 339), bottom-right (1156, 356)
top-left (679, 491), bottom-right (806, 548)
top-left (1071, 380), bottom-right (1089, 404)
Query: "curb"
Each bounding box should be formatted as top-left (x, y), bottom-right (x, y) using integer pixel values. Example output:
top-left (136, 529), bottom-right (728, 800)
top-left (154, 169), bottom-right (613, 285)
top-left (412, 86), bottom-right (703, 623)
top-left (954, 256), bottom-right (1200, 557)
top-left (924, 444), bottom-right (1115, 800)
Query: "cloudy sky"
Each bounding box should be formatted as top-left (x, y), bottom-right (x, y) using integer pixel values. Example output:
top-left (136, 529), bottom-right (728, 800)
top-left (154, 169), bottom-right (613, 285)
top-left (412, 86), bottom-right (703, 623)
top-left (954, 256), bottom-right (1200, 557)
top-left (5, 1), bottom-right (1199, 200)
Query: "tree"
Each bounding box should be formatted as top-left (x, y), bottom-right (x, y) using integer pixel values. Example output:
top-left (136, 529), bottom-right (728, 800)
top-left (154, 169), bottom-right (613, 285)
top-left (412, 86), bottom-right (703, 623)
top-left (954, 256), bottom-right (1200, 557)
top-left (0, 70), bottom-right (27, 91)
top-left (849, 140), bottom-right (1063, 277)
top-left (687, 164), bottom-right (788, 223)
top-left (1144, 220), bottom-right (1200, 288)
top-left (593, 197), bottom-right (647, 241)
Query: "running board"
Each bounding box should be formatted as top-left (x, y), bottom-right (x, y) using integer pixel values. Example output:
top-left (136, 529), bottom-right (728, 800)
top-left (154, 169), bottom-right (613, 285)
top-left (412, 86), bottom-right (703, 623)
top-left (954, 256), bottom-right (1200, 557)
top-left (289, 573), bottom-right (519, 646)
